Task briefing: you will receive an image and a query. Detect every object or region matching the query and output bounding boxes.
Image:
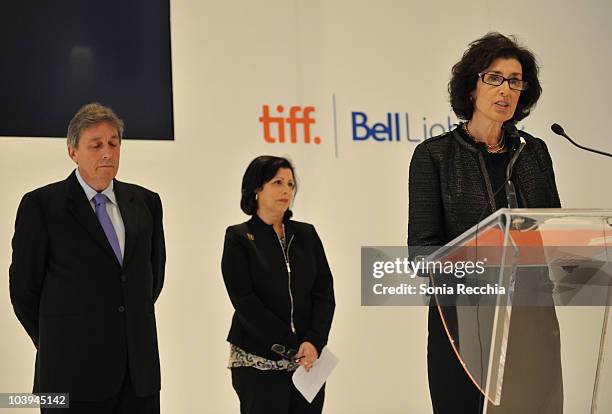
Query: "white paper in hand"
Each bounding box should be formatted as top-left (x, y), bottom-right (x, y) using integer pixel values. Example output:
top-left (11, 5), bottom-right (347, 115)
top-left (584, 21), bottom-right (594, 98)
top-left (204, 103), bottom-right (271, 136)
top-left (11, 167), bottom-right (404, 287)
top-left (292, 347), bottom-right (339, 403)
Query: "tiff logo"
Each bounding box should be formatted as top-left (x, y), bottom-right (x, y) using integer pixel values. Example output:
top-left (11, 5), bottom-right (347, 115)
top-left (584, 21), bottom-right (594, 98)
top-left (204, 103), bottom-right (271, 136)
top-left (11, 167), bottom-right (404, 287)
top-left (259, 105), bottom-right (321, 144)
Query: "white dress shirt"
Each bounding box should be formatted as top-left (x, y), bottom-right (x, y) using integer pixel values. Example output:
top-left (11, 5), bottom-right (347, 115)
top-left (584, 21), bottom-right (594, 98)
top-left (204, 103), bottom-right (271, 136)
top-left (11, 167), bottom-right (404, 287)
top-left (75, 168), bottom-right (126, 256)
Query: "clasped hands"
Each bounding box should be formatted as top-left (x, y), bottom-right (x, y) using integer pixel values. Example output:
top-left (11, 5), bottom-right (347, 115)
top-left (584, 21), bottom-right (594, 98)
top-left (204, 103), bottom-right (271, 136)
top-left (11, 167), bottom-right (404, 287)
top-left (296, 341), bottom-right (318, 372)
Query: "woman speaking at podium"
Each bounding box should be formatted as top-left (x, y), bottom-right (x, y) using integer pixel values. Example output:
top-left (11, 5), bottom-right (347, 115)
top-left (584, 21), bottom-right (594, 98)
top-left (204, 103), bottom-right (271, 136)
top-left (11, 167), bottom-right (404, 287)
top-left (408, 33), bottom-right (562, 413)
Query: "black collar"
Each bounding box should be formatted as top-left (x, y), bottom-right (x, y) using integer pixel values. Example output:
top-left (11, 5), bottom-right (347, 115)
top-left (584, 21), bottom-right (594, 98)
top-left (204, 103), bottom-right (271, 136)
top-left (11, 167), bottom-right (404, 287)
top-left (249, 213), bottom-right (297, 240)
top-left (452, 123), bottom-right (521, 153)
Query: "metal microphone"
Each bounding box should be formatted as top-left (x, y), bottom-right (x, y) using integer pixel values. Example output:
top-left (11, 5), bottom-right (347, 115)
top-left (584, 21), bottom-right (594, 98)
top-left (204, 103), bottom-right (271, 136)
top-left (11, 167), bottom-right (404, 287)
top-left (551, 123), bottom-right (612, 158)
top-left (503, 124), bottom-right (526, 208)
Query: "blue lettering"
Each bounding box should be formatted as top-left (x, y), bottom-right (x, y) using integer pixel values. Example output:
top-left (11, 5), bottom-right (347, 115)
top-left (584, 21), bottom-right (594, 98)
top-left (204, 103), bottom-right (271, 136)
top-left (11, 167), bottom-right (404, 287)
top-left (394, 113), bottom-right (400, 141)
top-left (352, 111), bottom-right (450, 143)
top-left (352, 112), bottom-right (370, 140)
top-left (372, 120), bottom-right (390, 141)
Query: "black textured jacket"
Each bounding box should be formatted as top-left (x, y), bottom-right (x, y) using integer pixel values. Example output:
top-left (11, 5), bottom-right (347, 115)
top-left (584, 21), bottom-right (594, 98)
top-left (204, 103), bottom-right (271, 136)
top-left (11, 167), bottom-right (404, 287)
top-left (408, 126), bottom-right (561, 250)
top-left (221, 215), bottom-right (335, 361)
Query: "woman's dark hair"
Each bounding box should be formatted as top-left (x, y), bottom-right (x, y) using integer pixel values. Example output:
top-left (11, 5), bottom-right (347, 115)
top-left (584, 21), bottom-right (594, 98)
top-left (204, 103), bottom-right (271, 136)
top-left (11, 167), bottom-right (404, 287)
top-left (240, 155), bottom-right (296, 218)
top-left (449, 32), bottom-right (542, 123)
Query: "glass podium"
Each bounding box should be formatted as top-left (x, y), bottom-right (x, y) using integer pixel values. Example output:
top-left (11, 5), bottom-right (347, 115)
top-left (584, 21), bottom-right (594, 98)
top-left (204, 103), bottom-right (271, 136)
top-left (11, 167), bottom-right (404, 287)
top-left (424, 209), bottom-right (612, 413)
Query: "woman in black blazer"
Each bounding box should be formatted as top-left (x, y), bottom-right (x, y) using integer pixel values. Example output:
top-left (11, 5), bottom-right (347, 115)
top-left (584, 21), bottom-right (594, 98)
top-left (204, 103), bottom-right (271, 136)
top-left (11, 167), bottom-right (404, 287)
top-left (408, 33), bottom-right (562, 413)
top-left (222, 155), bottom-right (335, 414)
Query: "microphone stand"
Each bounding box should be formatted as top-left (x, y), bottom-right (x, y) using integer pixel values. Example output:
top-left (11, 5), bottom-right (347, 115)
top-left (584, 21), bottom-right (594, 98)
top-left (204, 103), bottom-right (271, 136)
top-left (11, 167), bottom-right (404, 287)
top-left (551, 123), bottom-right (612, 158)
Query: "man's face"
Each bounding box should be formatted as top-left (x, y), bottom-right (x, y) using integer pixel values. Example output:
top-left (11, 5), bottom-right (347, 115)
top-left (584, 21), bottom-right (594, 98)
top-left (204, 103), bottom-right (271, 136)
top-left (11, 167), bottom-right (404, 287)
top-left (68, 121), bottom-right (121, 191)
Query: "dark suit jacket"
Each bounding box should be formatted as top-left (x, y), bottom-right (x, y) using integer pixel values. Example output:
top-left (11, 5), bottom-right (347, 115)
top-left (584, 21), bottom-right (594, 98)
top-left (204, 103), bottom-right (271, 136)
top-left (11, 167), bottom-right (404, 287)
top-left (9, 171), bottom-right (165, 401)
top-left (222, 215), bottom-right (335, 361)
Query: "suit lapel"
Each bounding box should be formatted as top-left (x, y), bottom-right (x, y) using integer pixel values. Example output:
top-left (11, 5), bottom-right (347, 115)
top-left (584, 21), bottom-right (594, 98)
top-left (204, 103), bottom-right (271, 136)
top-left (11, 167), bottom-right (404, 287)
top-left (114, 180), bottom-right (139, 269)
top-left (65, 172), bottom-right (121, 267)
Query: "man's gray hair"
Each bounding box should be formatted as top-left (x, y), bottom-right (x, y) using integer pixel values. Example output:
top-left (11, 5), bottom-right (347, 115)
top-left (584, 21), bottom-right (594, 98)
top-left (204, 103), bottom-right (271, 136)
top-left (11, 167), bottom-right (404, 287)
top-left (67, 102), bottom-right (124, 148)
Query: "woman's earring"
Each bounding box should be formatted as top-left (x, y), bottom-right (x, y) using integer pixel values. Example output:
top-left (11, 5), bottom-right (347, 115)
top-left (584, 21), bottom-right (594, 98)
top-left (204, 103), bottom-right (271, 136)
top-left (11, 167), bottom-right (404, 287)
top-left (255, 193), bottom-right (258, 201)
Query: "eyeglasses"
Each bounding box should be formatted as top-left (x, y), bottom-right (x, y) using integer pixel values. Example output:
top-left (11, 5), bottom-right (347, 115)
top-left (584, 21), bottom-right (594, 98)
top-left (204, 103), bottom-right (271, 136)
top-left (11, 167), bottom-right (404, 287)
top-left (479, 72), bottom-right (528, 91)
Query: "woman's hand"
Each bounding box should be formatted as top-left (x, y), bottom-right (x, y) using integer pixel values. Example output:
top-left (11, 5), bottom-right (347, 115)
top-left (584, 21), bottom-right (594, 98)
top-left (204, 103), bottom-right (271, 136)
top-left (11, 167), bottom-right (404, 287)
top-left (296, 341), bottom-right (318, 372)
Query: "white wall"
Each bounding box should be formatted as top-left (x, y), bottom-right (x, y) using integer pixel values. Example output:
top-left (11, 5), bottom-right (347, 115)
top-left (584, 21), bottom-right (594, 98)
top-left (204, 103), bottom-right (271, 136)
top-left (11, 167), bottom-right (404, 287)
top-left (1, 1), bottom-right (611, 412)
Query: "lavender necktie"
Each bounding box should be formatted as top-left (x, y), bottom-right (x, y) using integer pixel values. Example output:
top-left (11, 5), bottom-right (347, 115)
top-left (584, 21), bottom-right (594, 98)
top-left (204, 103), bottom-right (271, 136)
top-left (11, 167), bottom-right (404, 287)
top-left (93, 193), bottom-right (123, 265)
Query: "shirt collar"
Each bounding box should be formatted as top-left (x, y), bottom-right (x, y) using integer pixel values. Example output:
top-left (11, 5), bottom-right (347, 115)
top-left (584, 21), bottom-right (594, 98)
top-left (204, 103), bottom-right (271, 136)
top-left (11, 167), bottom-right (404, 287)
top-left (74, 168), bottom-right (117, 205)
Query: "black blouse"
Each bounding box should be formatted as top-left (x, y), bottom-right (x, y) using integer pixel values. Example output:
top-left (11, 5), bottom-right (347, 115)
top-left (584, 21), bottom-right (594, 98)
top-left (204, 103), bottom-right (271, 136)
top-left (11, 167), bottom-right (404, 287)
top-left (456, 127), bottom-right (512, 210)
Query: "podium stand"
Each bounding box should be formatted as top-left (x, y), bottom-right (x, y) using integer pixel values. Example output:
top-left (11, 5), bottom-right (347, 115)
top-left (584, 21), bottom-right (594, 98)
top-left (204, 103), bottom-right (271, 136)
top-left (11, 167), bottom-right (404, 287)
top-left (424, 208), bottom-right (612, 413)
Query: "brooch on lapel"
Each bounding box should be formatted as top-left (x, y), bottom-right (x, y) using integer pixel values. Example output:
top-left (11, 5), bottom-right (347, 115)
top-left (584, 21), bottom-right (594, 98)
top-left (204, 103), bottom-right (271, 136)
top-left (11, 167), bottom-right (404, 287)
top-left (246, 233), bottom-right (255, 241)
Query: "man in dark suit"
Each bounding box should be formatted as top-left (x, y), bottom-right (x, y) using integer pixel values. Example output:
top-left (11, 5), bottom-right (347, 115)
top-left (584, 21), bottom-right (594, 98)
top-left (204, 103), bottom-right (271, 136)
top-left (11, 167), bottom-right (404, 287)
top-left (9, 102), bottom-right (166, 413)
